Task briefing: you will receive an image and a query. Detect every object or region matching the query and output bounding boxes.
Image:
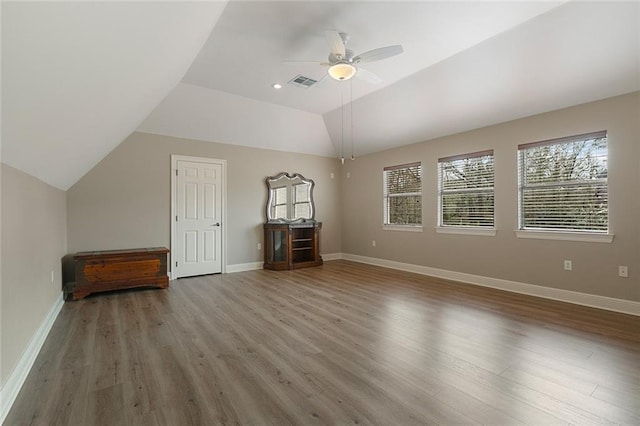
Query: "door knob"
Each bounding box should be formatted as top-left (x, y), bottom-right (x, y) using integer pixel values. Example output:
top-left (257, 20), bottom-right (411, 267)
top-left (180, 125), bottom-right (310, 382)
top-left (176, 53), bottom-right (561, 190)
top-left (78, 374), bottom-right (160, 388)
top-left (210, 222), bottom-right (221, 227)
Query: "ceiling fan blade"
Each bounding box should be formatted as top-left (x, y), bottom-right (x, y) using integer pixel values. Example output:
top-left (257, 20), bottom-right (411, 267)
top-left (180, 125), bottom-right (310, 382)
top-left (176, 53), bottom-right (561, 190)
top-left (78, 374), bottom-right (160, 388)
top-left (325, 30), bottom-right (346, 58)
top-left (353, 45), bottom-right (403, 64)
top-left (355, 67), bottom-right (382, 85)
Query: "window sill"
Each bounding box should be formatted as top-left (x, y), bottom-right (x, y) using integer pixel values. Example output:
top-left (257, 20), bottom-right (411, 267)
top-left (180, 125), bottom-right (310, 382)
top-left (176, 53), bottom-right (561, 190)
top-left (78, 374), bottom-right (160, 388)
top-left (515, 230), bottom-right (614, 243)
top-left (436, 226), bottom-right (496, 236)
top-left (383, 225), bottom-right (423, 232)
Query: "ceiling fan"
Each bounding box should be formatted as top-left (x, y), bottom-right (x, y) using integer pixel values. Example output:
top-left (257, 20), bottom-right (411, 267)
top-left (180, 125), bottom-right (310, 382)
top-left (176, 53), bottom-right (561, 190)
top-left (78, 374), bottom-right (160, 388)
top-left (321, 30), bottom-right (403, 84)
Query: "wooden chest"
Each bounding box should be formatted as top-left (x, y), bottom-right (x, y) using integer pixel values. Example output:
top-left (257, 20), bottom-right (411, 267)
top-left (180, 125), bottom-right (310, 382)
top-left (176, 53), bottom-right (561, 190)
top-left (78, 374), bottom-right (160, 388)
top-left (64, 247), bottom-right (169, 300)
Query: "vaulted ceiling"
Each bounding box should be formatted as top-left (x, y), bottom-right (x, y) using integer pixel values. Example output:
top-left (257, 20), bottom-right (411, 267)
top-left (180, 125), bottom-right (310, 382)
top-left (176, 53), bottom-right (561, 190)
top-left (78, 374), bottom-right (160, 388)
top-left (3, 1), bottom-right (639, 190)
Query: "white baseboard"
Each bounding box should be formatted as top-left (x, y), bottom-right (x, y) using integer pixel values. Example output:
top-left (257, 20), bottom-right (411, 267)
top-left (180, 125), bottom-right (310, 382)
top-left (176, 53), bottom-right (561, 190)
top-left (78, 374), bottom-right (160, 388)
top-left (226, 261), bottom-right (263, 273)
top-left (225, 253), bottom-right (343, 273)
top-left (0, 293), bottom-right (64, 424)
top-left (321, 252), bottom-right (343, 261)
top-left (341, 253), bottom-right (640, 316)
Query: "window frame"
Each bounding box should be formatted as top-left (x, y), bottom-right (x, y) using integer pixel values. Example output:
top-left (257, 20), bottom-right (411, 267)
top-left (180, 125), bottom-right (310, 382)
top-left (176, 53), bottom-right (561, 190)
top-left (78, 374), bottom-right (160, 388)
top-left (516, 130), bottom-right (613, 243)
top-left (437, 150), bottom-right (495, 235)
top-left (383, 162), bottom-right (423, 230)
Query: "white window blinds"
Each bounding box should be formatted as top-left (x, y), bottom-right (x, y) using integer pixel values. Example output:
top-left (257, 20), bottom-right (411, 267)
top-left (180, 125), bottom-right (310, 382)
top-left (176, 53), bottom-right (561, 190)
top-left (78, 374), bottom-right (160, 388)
top-left (438, 150), bottom-right (495, 227)
top-left (518, 131), bottom-right (608, 232)
top-left (383, 162), bottom-right (422, 226)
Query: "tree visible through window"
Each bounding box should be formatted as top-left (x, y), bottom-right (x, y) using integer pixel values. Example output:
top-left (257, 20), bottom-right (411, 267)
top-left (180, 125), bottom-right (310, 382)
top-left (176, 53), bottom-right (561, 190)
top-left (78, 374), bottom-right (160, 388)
top-left (438, 150), bottom-right (494, 227)
top-left (518, 131), bottom-right (608, 232)
top-left (383, 162), bottom-right (422, 226)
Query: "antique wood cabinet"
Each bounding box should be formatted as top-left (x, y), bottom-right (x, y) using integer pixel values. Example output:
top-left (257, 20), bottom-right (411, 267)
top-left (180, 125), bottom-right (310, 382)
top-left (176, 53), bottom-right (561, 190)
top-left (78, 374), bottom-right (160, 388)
top-left (64, 247), bottom-right (169, 300)
top-left (263, 222), bottom-right (322, 270)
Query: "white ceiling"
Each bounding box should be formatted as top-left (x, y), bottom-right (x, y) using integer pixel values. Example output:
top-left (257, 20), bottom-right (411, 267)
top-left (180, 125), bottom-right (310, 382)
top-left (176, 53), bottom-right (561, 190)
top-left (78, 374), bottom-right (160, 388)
top-left (182, 1), bottom-right (566, 114)
top-left (1, 1), bottom-right (228, 190)
top-left (2, 1), bottom-right (639, 190)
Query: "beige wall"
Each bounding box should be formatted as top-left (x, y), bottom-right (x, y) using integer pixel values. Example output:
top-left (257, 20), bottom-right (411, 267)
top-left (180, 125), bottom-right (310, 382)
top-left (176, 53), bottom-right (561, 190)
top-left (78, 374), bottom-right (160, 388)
top-left (1, 164), bottom-right (67, 385)
top-left (67, 132), bottom-right (343, 265)
top-left (341, 92), bottom-right (640, 301)
top-left (66, 94), bottom-right (639, 302)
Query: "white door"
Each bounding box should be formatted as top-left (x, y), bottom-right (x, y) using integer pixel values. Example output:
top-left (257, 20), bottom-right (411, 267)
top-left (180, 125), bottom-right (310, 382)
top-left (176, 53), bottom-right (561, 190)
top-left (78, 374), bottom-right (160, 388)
top-left (175, 160), bottom-right (223, 278)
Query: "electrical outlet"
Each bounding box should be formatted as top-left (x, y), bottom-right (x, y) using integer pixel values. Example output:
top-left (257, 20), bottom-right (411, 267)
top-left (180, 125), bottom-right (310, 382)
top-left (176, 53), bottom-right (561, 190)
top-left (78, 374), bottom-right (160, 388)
top-left (564, 260), bottom-right (572, 271)
top-left (372, 240), bottom-right (376, 247)
top-left (330, 172), bottom-right (335, 179)
top-left (618, 266), bottom-right (628, 278)
top-left (257, 243), bottom-right (262, 250)
top-left (346, 172), bottom-right (351, 178)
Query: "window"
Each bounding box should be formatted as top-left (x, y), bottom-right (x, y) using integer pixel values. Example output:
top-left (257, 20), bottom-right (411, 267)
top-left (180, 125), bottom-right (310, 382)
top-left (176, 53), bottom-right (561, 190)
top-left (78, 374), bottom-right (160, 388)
top-left (518, 131), bottom-right (608, 233)
top-left (438, 150), bottom-right (494, 228)
top-left (383, 162), bottom-right (422, 226)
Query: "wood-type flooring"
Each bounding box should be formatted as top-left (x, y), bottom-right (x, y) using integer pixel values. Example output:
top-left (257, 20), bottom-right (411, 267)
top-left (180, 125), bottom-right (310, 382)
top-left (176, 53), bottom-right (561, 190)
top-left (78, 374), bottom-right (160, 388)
top-left (5, 260), bottom-right (640, 425)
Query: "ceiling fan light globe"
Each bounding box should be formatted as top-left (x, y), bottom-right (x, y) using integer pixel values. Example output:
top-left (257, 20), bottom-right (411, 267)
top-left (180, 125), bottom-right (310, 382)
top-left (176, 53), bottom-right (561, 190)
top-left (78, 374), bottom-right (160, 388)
top-left (328, 63), bottom-right (356, 81)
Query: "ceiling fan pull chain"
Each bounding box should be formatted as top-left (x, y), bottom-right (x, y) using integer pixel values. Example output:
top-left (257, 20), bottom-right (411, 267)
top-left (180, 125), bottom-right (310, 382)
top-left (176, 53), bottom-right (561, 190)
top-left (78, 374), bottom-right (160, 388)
top-left (351, 79), bottom-right (355, 161)
top-left (341, 87), bottom-right (345, 164)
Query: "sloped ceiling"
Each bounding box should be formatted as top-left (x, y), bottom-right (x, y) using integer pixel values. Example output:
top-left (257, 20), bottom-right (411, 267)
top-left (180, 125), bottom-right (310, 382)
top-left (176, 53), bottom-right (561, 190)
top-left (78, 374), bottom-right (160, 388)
top-left (324, 1), bottom-right (640, 156)
top-left (180, 0), bottom-right (566, 114)
top-left (1, 1), bottom-right (228, 190)
top-left (2, 1), bottom-right (639, 190)
top-left (137, 83), bottom-right (335, 157)
top-left (142, 0), bottom-right (639, 160)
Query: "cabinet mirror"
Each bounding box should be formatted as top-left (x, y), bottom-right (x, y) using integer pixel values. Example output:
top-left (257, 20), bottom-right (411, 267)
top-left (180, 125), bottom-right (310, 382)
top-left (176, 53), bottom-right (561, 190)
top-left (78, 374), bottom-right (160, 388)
top-left (265, 172), bottom-right (315, 222)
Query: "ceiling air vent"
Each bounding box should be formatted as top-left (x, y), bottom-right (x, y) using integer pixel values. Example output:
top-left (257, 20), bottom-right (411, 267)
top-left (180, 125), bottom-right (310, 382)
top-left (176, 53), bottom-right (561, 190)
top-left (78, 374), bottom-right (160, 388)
top-left (288, 75), bottom-right (318, 88)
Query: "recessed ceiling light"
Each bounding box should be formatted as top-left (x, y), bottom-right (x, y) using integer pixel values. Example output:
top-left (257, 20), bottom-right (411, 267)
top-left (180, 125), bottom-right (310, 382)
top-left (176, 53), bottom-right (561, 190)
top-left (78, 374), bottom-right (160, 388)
top-left (272, 83), bottom-right (282, 89)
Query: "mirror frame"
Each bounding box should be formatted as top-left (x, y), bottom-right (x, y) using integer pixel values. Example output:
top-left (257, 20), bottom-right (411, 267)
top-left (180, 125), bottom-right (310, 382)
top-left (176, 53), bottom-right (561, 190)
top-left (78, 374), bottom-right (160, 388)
top-left (265, 172), bottom-right (316, 223)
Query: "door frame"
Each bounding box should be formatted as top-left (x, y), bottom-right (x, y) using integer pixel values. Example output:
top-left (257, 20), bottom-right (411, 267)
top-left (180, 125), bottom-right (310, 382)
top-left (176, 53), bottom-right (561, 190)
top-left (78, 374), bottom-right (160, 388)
top-left (170, 155), bottom-right (227, 279)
